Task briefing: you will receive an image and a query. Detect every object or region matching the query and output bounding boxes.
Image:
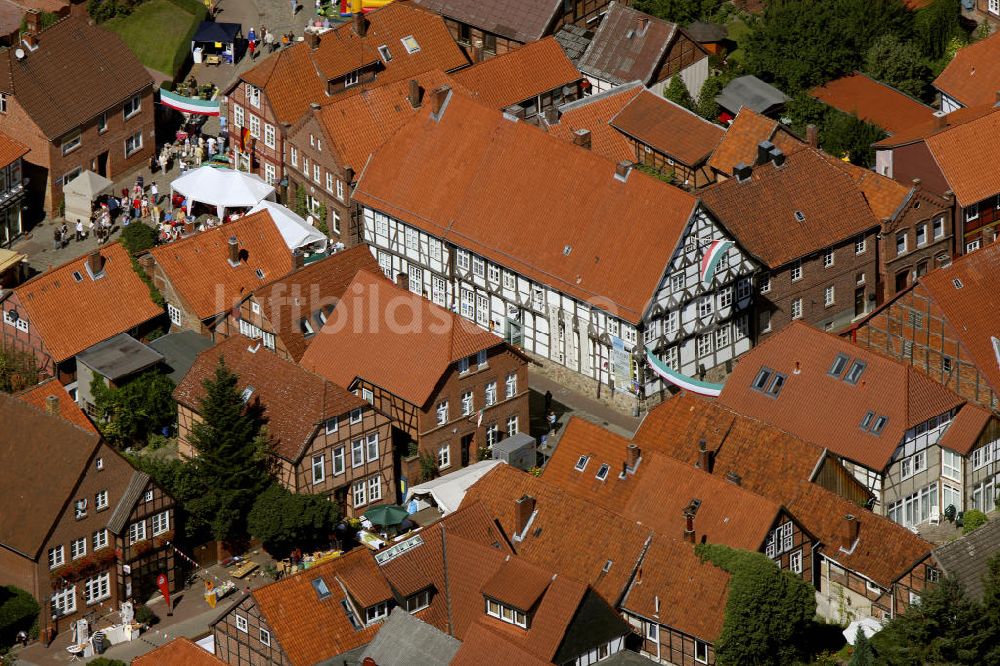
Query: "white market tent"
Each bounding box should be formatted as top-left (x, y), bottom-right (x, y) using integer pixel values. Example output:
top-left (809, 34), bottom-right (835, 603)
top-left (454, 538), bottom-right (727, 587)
top-left (170, 166), bottom-right (275, 219)
top-left (63, 170), bottom-right (113, 224)
top-left (249, 200), bottom-right (327, 252)
top-left (405, 460), bottom-right (504, 515)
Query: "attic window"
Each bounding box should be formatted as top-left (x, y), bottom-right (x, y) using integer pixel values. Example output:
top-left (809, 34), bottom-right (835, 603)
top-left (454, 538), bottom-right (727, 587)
top-left (341, 599), bottom-right (363, 631)
top-left (752, 368), bottom-right (773, 391)
top-left (574, 455), bottom-right (589, 471)
top-left (860, 411), bottom-right (874, 430)
top-left (596, 463), bottom-right (610, 481)
top-left (401, 35), bottom-right (420, 54)
top-left (953, 278), bottom-right (964, 289)
top-left (255, 268), bottom-right (266, 280)
top-left (378, 45), bottom-right (392, 61)
top-left (871, 415), bottom-right (888, 435)
top-left (765, 373), bottom-right (786, 397)
top-left (72, 271), bottom-right (83, 282)
top-left (829, 353), bottom-right (849, 377)
top-left (301, 318), bottom-right (315, 337)
top-left (240, 386), bottom-right (255, 403)
top-left (563, 244), bottom-right (572, 256)
top-left (844, 360), bottom-right (866, 385)
top-left (312, 577), bottom-right (331, 599)
top-left (794, 210), bottom-right (806, 222)
top-left (602, 559), bottom-right (613, 573)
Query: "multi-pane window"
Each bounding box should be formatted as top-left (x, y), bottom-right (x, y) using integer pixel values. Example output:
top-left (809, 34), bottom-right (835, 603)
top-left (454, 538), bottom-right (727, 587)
top-left (71, 537), bottom-right (87, 560)
top-left (715, 325), bottom-right (730, 349)
top-left (461, 391), bottom-right (474, 416)
top-left (737, 277), bottom-right (751, 300)
top-left (456, 250), bottom-right (470, 271)
top-left (942, 449), bottom-right (961, 481)
top-left (351, 408), bottom-right (363, 424)
top-left (313, 164), bottom-right (320, 184)
top-left (365, 602), bottom-right (389, 625)
top-left (790, 261), bottom-right (802, 281)
top-left (75, 498), bottom-right (87, 519)
top-left (790, 550), bottom-right (803, 575)
top-left (233, 104), bottom-right (244, 128)
top-left (49, 545), bottom-right (65, 569)
top-left (437, 401), bottom-right (449, 425)
top-left (506, 415), bottom-right (519, 436)
top-left (124, 131), bottom-right (143, 156)
top-left (488, 265), bottom-right (500, 284)
top-left (366, 433), bottom-right (379, 461)
top-left (168, 303), bottom-right (183, 326)
top-left (765, 522), bottom-right (794, 558)
top-left (368, 476), bottom-right (381, 502)
top-left (486, 424), bottom-right (500, 446)
top-left (472, 256), bottom-right (485, 277)
top-left (333, 447), bottom-right (345, 475)
top-left (312, 454), bottom-right (325, 484)
top-left (896, 231), bottom-right (908, 255)
top-left (92, 529), bottom-right (108, 551)
top-left (823, 249), bottom-right (834, 267)
top-left (95, 490), bottom-right (108, 511)
top-left (719, 287), bottom-right (733, 309)
top-left (696, 333), bottom-right (713, 357)
top-left (52, 587), bottom-right (76, 616)
top-left (124, 94), bottom-right (141, 119)
top-left (260, 628), bottom-right (271, 646)
top-left (264, 123), bottom-right (275, 149)
top-left (916, 224), bottom-right (927, 246)
top-left (129, 521), bottom-right (146, 544)
top-left (438, 443), bottom-right (451, 469)
top-left (855, 236), bottom-right (866, 254)
top-left (353, 480), bottom-right (366, 507)
top-left (247, 85), bottom-right (261, 108)
top-left (791, 298), bottom-right (803, 319)
top-left (824, 286), bottom-right (835, 306)
top-left (505, 372), bottom-right (517, 398)
top-left (352, 439), bottom-right (364, 467)
top-left (698, 296), bottom-right (713, 318)
top-left (236, 614), bottom-right (248, 633)
top-left (337, 179), bottom-right (345, 201)
top-left (485, 381), bottom-right (497, 406)
top-left (760, 273), bottom-right (771, 293)
top-left (290, 145), bottom-right (298, 166)
top-left (84, 572), bottom-right (111, 605)
top-left (249, 114), bottom-right (260, 139)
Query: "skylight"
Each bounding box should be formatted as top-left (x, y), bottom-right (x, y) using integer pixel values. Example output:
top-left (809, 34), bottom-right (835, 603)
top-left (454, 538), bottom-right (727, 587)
top-left (859, 411), bottom-right (874, 430)
top-left (72, 271), bottom-right (83, 283)
top-left (829, 353), bottom-right (849, 377)
top-left (312, 577), bottom-right (331, 600)
top-left (596, 464), bottom-right (610, 481)
top-left (401, 35), bottom-right (420, 54)
top-left (752, 368), bottom-right (772, 391)
top-left (765, 373), bottom-right (786, 397)
top-left (844, 360), bottom-right (866, 385)
top-left (240, 386), bottom-right (255, 403)
top-left (794, 210), bottom-right (806, 222)
top-left (255, 268), bottom-right (266, 280)
top-left (953, 278), bottom-right (964, 289)
top-left (871, 416), bottom-right (888, 435)
top-left (377, 45), bottom-right (392, 61)
top-left (574, 455), bottom-right (589, 472)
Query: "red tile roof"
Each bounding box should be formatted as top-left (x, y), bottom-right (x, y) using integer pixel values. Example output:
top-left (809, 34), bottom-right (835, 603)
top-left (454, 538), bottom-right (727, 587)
top-left (150, 211), bottom-right (293, 321)
top-left (240, 2), bottom-right (468, 126)
top-left (12, 242), bottom-right (162, 362)
top-left (250, 246), bottom-right (380, 362)
top-left (300, 270), bottom-right (504, 406)
top-left (872, 103), bottom-right (994, 148)
top-left (173, 335), bottom-right (366, 461)
top-left (0, 130), bottom-right (27, 167)
top-left (547, 83), bottom-right (641, 163)
top-left (699, 148), bottom-right (881, 268)
top-left (452, 37), bottom-right (581, 111)
top-left (351, 91), bottom-right (699, 325)
top-left (412, 0), bottom-right (562, 43)
top-left (610, 90), bottom-right (725, 167)
top-left (16, 378), bottom-right (97, 434)
top-left (918, 241), bottom-right (1000, 397)
top-left (924, 108), bottom-right (1000, 207)
top-left (706, 106), bottom-right (804, 176)
top-left (717, 321), bottom-right (966, 470)
top-left (938, 403), bottom-right (993, 456)
top-left (451, 622), bottom-right (552, 666)
top-left (809, 72), bottom-right (934, 135)
top-left (826, 156), bottom-right (911, 220)
top-left (480, 555), bottom-right (555, 611)
top-left (133, 637), bottom-right (226, 666)
top-left (933, 30), bottom-right (1000, 108)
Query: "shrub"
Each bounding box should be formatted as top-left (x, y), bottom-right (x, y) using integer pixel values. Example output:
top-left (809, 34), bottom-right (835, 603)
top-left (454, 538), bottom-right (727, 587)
top-left (963, 509), bottom-right (988, 534)
top-left (0, 346), bottom-right (39, 394)
top-left (0, 586), bottom-right (39, 648)
top-left (248, 484), bottom-right (341, 558)
top-left (133, 604), bottom-right (158, 626)
top-left (120, 222), bottom-right (158, 254)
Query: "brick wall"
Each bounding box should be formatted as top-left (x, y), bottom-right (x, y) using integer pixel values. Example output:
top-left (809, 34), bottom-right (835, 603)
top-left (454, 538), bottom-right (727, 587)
top-left (285, 114), bottom-right (350, 242)
top-left (881, 188), bottom-right (953, 298)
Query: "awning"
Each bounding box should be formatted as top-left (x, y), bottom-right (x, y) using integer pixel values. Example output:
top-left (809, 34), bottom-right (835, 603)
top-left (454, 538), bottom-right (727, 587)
top-left (646, 347), bottom-right (725, 397)
top-left (159, 89), bottom-right (220, 116)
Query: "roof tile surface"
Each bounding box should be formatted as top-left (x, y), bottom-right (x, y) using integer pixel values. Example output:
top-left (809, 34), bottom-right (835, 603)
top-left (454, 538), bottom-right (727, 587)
top-left (412, 0), bottom-right (562, 42)
top-left (707, 106), bottom-right (803, 175)
top-left (133, 637), bottom-right (226, 666)
top-left (933, 31), bottom-right (1000, 108)
top-left (924, 109), bottom-right (1000, 207)
top-left (577, 2), bottom-right (677, 86)
top-left (609, 89), bottom-right (724, 166)
top-left (810, 73), bottom-right (934, 135)
top-left (548, 83), bottom-right (641, 163)
top-left (16, 378), bottom-right (97, 434)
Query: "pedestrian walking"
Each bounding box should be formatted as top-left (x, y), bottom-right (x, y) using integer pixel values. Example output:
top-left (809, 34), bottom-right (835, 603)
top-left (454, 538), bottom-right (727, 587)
top-left (60, 223), bottom-right (68, 248)
top-left (141, 197), bottom-right (150, 218)
top-left (158, 152), bottom-right (168, 173)
top-left (265, 27), bottom-right (275, 52)
top-left (152, 202), bottom-right (161, 225)
top-left (207, 136), bottom-right (217, 157)
top-left (150, 181), bottom-right (158, 204)
top-left (290, 0), bottom-right (297, 17)
top-left (248, 39), bottom-right (256, 60)
top-left (89, 218), bottom-right (96, 239)
top-left (195, 145), bottom-right (204, 166)
top-left (52, 226), bottom-right (60, 251)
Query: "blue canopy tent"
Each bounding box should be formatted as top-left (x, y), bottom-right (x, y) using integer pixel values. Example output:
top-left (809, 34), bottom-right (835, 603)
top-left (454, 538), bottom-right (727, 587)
top-left (191, 22), bottom-right (242, 65)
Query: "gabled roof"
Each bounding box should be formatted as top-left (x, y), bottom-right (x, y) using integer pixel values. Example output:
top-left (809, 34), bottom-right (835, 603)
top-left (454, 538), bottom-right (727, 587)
top-left (16, 378), bottom-right (97, 434)
top-left (924, 108), bottom-right (1000, 207)
top-left (412, 0), bottom-right (562, 42)
top-left (452, 36), bottom-right (581, 111)
top-left (872, 103), bottom-right (994, 149)
top-left (717, 322), bottom-right (966, 471)
top-left (451, 622), bottom-right (551, 666)
top-left (10, 242), bottom-right (162, 363)
top-left (700, 147), bottom-right (881, 268)
top-left (0, 393), bottom-right (99, 557)
top-left (351, 90), bottom-right (699, 325)
top-left (609, 89), bottom-right (725, 167)
top-left (0, 130), bottom-right (27, 167)
top-left (173, 335), bottom-right (366, 461)
top-left (248, 246), bottom-right (379, 362)
top-left (0, 16), bottom-right (152, 139)
top-left (577, 2), bottom-right (679, 86)
top-left (918, 241), bottom-right (1000, 397)
top-left (707, 106), bottom-right (804, 175)
top-left (933, 30), bottom-right (1000, 109)
top-left (938, 403), bottom-right (993, 456)
top-left (300, 270), bottom-right (504, 407)
top-left (480, 555), bottom-right (555, 611)
top-left (934, 518), bottom-right (1000, 601)
top-left (809, 72), bottom-right (934, 135)
top-left (359, 607), bottom-right (461, 666)
top-left (240, 2), bottom-right (467, 126)
top-left (133, 637), bottom-right (227, 666)
top-left (106, 470), bottom-right (151, 535)
top-left (716, 75), bottom-right (789, 115)
top-left (826, 156), bottom-right (911, 221)
top-left (548, 82), bottom-right (642, 163)
top-left (150, 211), bottom-right (293, 321)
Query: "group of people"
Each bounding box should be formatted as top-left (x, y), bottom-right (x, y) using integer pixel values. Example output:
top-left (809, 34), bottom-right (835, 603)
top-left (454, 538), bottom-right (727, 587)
top-left (246, 26), bottom-right (280, 60)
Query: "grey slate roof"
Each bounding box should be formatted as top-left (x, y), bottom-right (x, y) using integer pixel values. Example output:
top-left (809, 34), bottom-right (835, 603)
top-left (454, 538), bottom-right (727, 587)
top-left (716, 75), bottom-right (790, 115)
top-left (554, 24), bottom-right (594, 63)
top-left (77, 333), bottom-right (164, 381)
top-left (358, 607), bottom-right (460, 666)
top-left (685, 20), bottom-right (727, 43)
top-left (605, 648), bottom-right (662, 665)
top-left (577, 2), bottom-right (677, 86)
top-left (147, 331), bottom-right (214, 384)
top-left (412, 0), bottom-right (562, 42)
top-left (107, 470), bottom-right (150, 535)
top-left (934, 518), bottom-right (1000, 601)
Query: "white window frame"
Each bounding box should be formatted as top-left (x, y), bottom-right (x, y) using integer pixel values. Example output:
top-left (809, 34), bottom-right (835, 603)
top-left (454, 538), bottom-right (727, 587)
top-left (333, 446), bottom-right (345, 476)
top-left (49, 545), bottom-right (65, 569)
top-left (123, 94), bottom-right (141, 120)
top-left (62, 131), bottom-right (82, 155)
top-left (896, 230), bottom-right (908, 255)
top-left (438, 443), bottom-right (451, 469)
top-left (351, 408), bottom-right (363, 424)
top-left (128, 521), bottom-right (147, 544)
top-left (235, 614), bottom-right (248, 633)
top-left (352, 438), bottom-right (364, 468)
top-left (790, 261), bottom-right (802, 281)
top-left (823, 249), bottom-right (834, 267)
top-left (366, 433), bottom-right (379, 462)
top-left (312, 454), bottom-right (325, 484)
top-left (933, 216), bottom-right (945, 239)
top-left (290, 145), bottom-right (297, 167)
top-left (249, 114), bottom-right (260, 140)
top-left (247, 85), bottom-right (261, 108)
top-left (52, 586), bottom-right (76, 616)
top-left (125, 130), bottom-right (143, 157)
top-left (353, 479), bottom-right (366, 507)
top-left (461, 391), bottom-right (474, 416)
top-left (336, 178), bottom-right (345, 201)
top-left (368, 475), bottom-right (381, 502)
top-left (695, 640), bottom-right (709, 664)
top-left (84, 572), bottom-right (111, 605)
top-left (263, 123), bottom-right (275, 149)
top-left (260, 627), bottom-right (271, 646)
top-left (505, 372), bottom-right (517, 398)
top-left (71, 537), bottom-right (87, 560)
top-left (824, 285), bottom-right (835, 307)
top-left (485, 381), bottom-right (497, 406)
top-left (855, 236), bottom-right (866, 254)
top-left (92, 529), bottom-right (108, 551)
top-left (507, 414), bottom-right (519, 436)
top-left (233, 104), bottom-right (244, 129)
top-left (437, 401), bottom-right (449, 425)
top-left (791, 298), bottom-right (803, 320)
top-left (95, 490), bottom-right (109, 511)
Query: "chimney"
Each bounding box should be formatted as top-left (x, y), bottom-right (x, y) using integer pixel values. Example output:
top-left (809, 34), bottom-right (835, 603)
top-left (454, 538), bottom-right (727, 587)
top-left (25, 9), bottom-right (40, 34)
top-left (292, 249), bottom-right (305, 271)
top-left (932, 110), bottom-right (947, 130)
top-left (912, 177), bottom-right (922, 191)
top-left (396, 271), bottom-right (408, 291)
top-left (626, 444), bottom-right (640, 470)
top-left (503, 105), bottom-right (526, 121)
top-left (138, 254), bottom-right (155, 277)
top-left (344, 166), bottom-right (355, 185)
top-left (614, 161), bottom-right (631, 182)
top-left (353, 12), bottom-right (368, 37)
top-left (638, 16), bottom-right (650, 34)
top-left (515, 495), bottom-right (535, 535)
top-left (725, 470), bottom-right (741, 486)
top-left (431, 86), bottom-right (451, 115)
top-left (543, 107), bottom-right (559, 126)
top-left (755, 141), bottom-right (775, 166)
top-left (45, 394), bottom-right (58, 415)
top-left (843, 514), bottom-right (859, 548)
top-left (22, 33), bottom-right (37, 49)
top-left (304, 30), bottom-right (320, 49)
top-left (733, 162), bottom-right (752, 182)
top-left (683, 510), bottom-right (695, 543)
top-left (806, 124), bottom-right (818, 148)
top-left (572, 128), bottom-right (592, 150)
top-left (227, 236), bottom-right (240, 267)
top-left (407, 79), bottom-right (422, 109)
top-left (769, 146), bottom-right (785, 168)
top-left (697, 439), bottom-right (713, 473)
top-left (87, 249), bottom-right (104, 277)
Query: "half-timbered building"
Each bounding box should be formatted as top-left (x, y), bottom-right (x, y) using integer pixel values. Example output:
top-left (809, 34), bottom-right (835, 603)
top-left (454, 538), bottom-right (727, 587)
top-left (352, 88), bottom-right (758, 410)
top-left (174, 336), bottom-right (394, 516)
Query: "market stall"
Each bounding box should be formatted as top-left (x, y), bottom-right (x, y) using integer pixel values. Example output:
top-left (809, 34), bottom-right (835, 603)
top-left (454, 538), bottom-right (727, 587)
top-left (191, 21), bottom-right (241, 65)
top-left (249, 200), bottom-right (328, 253)
top-left (63, 170), bottom-right (113, 224)
top-left (170, 166), bottom-right (275, 220)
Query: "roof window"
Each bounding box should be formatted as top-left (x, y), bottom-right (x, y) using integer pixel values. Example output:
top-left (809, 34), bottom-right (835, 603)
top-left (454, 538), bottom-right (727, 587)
top-left (377, 45), bottom-right (392, 61)
top-left (829, 353), bottom-right (849, 377)
top-left (72, 271), bottom-right (83, 282)
top-left (312, 577), bottom-right (331, 600)
top-left (341, 599), bottom-right (362, 631)
top-left (602, 560), bottom-right (613, 573)
top-left (255, 268), bottom-right (266, 280)
top-left (574, 455), bottom-right (589, 472)
top-left (401, 35), bottom-right (420, 54)
top-left (794, 210), bottom-right (806, 222)
top-left (240, 386), bottom-right (254, 403)
top-left (859, 411), bottom-right (874, 430)
top-left (765, 372), bottom-right (786, 397)
top-left (752, 368), bottom-right (772, 391)
top-left (844, 360), bottom-right (866, 385)
top-left (595, 464), bottom-right (610, 481)
top-left (953, 278), bottom-right (963, 289)
top-left (871, 416), bottom-right (888, 435)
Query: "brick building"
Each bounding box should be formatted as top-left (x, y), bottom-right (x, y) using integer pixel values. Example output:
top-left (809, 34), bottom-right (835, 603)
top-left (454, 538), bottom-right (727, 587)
top-left (224, 2), bottom-right (467, 185)
top-left (0, 13), bottom-right (154, 216)
top-left (0, 243), bottom-right (163, 386)
top-left (706, 106), bottom-right (803, 181)
top-left (300, 270), bottom-right (530, 488)
top-left (0, 394), bottom-right (176, 639)
top-left (0, 130), bottom-right (27, 246)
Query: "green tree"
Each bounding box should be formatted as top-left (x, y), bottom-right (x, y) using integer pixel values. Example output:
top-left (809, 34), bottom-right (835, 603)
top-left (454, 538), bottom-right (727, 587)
top-left (248, 484), bottom-right (341, 557)
top-left (0, 585), bottom-right (39, 647)
top-left (0, 346), bottom-right (38, 394)
top-left (696, 543), bottom-right (815, 665)
top-left (90, 370), bottom-right (176, 448)
top-left (821, 110), bottom-right (887, 167)
top-left (294, 186), bottom-right (307, 218)
top-left (914, 0), bottom-right (963, 60)
top-left (185, 359), bottom-right (272, 544)
top-left (863, 34), bottom-right (931, 100)
top-left (120, 222), bottom-right (158, 254)
top-left (850, 626), bottom-right (876, 666)
top-left (632, 0), bottom-right (721, 24)
top-left (695, 73), bottom-right (729, 121)
top-left (664, 76), bottom-right (695, 110)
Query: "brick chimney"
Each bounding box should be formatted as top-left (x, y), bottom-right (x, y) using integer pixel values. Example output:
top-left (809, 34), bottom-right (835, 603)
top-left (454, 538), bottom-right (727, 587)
top-left (806, 124), bottom-right (818, 148)
top-left (637, 16), bottom-right (650, 34)
top-left (683, 510), bottom-right (695, 543)
top-left (292, 249), bottom-right (305, 271)
top-left (932, 110), bottom-right (947, 130)
top-left (515, 495), bottom-right (535, 535)
top-left (697, 439), bottom-right (713, 473)
top-left (614, 161), bottom-right (630, 181)
top-left (843, 514), bottom-right (859, 548)
top-left (227, 236), bottom-right (240, 267)
top-left (25, 9), bottom-right (40, 34)
top-left (755, 141), bottom-right (774, 166)
top-left (407, 79), bottom-right (422, 109)
top-left (431, 86), bottom-right (451, 115)
top-left (543, 107), bottom-right (559, 126)
top-left (912, 177), bottom-right (922, 191)
top-left (626, 444), bottom-right (640, 470)
top-left (86, 249), bottom-right (104, 277)
top-left (353, 12), bottom-right (368, 37)
top-left (310, 102), bottom-right (320, 111)
top-left (305, 30), bottom-right (320, 49)
top-left (396, 271), bottom-right (409, 291)
top-left (45, 394), bottom-right (58, 415)
top-left (572, 128), bottom-right (592, 150)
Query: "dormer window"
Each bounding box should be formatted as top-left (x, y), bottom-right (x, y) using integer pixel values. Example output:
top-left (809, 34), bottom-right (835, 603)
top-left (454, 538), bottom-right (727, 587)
top-left (345, 70), bottom-right (359, 88)
top-left (364, 601), bottom-right (389, 625)
top-left (405, 589), bottom-right (431, 613)
top-left (485, 598), bottom-right (527, 628)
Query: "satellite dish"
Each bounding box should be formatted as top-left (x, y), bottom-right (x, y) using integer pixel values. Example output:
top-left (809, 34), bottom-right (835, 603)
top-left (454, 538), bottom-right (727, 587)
top-left (14, 48), bottom-right (24, 60)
